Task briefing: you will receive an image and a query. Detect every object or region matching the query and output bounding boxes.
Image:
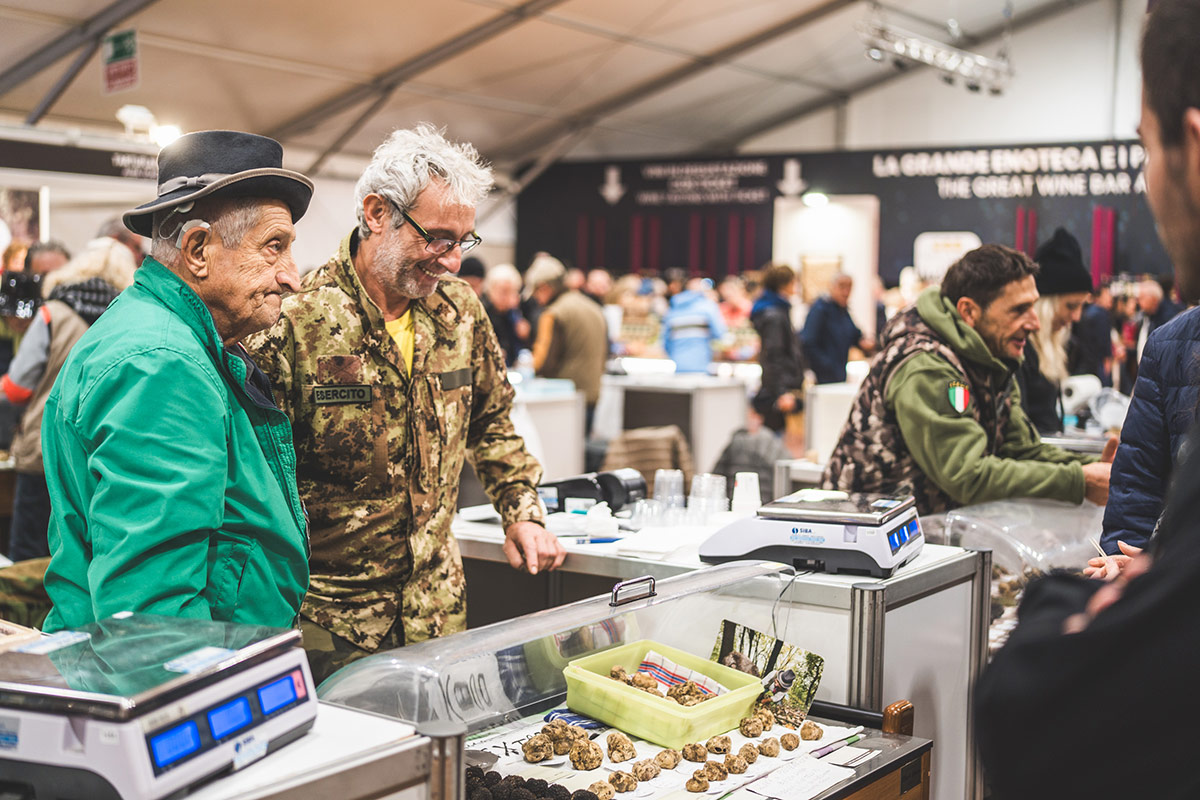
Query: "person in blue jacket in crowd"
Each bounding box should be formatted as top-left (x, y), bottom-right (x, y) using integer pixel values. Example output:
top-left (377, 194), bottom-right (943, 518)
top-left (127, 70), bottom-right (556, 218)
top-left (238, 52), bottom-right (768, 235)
top-left (1098, 304), bottom-right (1200, 555)
top-left (801, 273), bottom-right (874, 383)
top-left (661, 276), bottom-right (726, 373)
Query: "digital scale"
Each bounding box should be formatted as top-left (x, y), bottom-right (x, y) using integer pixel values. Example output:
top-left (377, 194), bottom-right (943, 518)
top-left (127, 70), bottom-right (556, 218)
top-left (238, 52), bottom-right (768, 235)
top-left (0, 613), bottom-right (317, 800)
top-left (699, 489), bottom-right (924, 577)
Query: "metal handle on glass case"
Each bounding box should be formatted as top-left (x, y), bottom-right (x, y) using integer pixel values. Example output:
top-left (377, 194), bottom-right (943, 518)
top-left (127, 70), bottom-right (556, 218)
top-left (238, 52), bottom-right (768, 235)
top-left (609, 575), bottom-right (656, 606)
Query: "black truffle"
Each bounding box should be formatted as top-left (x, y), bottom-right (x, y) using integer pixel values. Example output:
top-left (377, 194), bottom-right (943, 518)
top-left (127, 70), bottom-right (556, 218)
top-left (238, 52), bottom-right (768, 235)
top-left (485, 771), bottom-right (503, 788)
top-left (525, 779), bottom-right (549, 795)
top-left (546, 784), bottom-right (571, 800)
top-left (511, 788), bottom-right (536, 800)
top-left (491, 782), bottom-right (513, 800)
top-left (570, 792), bottom-right (600, 800)
top-left (469, 789), bottom-right (493, 800)
top-left (467, 766), bottom-right (485, 781)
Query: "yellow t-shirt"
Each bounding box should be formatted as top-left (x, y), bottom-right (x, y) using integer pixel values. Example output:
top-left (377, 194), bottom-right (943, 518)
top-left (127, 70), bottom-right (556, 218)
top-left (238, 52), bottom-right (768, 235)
top-left (384, 310), bottom-right (415, 374)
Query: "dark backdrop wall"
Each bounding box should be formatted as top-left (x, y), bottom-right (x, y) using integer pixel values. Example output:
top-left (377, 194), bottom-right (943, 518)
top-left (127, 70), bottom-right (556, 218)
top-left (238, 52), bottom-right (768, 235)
top-left (516, 139), bottom-right (1167, 287)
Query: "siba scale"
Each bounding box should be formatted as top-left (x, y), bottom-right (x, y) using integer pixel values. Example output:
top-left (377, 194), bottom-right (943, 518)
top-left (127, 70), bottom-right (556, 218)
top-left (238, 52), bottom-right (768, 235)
top-left (699, 489), bottom-right (924, 578)
top-left (0, 613), bottom-right (316, 800)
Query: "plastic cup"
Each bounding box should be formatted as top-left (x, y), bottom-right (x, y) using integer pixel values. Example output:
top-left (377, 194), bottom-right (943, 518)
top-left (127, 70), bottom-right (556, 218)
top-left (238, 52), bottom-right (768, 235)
top-left (732, 472), bottom-right (762, 513)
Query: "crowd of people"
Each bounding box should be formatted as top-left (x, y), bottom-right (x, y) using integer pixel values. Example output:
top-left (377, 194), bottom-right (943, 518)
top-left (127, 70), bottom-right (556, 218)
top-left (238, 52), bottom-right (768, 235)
top-left (0, 2), bottom-right (1197, 795)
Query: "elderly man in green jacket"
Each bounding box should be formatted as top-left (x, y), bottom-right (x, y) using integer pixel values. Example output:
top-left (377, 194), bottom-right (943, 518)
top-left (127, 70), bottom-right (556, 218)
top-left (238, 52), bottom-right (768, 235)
top-left (823, 244), bottom-right (1113, 516)
top-left (41, 130), bottom-right (313, 632)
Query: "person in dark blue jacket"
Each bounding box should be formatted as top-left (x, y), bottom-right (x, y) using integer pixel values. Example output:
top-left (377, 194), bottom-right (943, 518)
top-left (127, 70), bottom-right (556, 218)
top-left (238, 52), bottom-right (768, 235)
top-left (801, 274), bottom-right (873, 383)
top-left (1099, 305), bottom-right (1200, 554)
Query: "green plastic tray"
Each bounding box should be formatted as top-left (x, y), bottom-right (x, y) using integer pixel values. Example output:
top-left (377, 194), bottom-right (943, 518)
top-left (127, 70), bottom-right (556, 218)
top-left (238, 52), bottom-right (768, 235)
top-left (564, 639), bottom-right (762, 749)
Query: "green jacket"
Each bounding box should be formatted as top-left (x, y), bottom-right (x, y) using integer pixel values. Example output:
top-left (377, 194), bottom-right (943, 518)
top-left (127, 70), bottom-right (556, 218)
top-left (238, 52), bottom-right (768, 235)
top-left (42, 258), bottom-right (308, 632)
top-left (824, 287), bottom-right (1091, 514)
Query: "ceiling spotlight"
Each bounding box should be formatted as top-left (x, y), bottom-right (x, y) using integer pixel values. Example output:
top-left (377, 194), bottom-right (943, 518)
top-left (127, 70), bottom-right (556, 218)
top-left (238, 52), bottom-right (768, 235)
top-left (150, 124), bottom-right (181, 148)
top-left (801, 191), bottom-right (829, 207)
top-left (115, 104), bottom-right (156, 136)
top-left (858, 10), bottom-right (1013, 95)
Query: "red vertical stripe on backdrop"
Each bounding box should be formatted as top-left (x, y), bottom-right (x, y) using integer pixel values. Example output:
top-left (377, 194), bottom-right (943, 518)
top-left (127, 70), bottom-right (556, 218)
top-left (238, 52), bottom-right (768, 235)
top-left (743, 216), bottom-right (756, 271)
top-left (576, 215), bottom-right (589, 271)
top-left (704, 214), bottom-right (717, 277)
top-left (1101, 207), bottom-right (1116, 283)
top-left (688, 213), bottom-right (702, 274)
top-left (726, 215), bottom-right (740, 278)
top-left (648, 217), bottom-right (662, 274)
top-left (593, 218), bottom-right (606, 269)
top-left (1090, 206), bottom-right (1104, 286)
top-left (1026, 209), bottom-right (1038, 256)
top-left (1015, 206), bottom-right (1026, 252)
top-left (630, 215), bottom-right (644, 275)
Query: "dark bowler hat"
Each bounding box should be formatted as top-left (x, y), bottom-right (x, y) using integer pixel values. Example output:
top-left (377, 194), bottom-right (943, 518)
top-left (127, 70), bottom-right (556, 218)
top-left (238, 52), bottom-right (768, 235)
top-left (123, 130), bottom-right (314, 237)
top-left (1034, 227), bottom-right (1093, 296)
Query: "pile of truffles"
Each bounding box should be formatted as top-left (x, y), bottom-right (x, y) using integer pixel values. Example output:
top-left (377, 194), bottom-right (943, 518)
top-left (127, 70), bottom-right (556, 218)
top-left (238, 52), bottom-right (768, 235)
top-left (609, 666), bottom-right (666, 699)
top-left (608, 666), bottom-right (713, 707)
top-left (665, 680), bottom-right (711, 707)
top-left (523, 720), bottom-right (589, 763)
top-left (465, 767), bottom-right (576, 800)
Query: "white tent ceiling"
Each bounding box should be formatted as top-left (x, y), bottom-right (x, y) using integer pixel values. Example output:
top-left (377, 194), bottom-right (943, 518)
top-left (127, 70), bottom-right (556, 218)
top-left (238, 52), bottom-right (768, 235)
top-left (0, 0), bottom-right (1094, 180)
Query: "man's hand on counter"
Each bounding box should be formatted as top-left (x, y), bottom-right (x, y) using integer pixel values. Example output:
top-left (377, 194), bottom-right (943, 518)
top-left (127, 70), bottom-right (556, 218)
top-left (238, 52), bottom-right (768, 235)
top-left (1081, 436), bottom-right (1118, 506)
top-left (503, 521), bottom-right (567, 576)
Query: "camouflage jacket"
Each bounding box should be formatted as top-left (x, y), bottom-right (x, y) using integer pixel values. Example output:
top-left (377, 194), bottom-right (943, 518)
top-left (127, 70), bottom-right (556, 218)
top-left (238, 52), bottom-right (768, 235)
top-left (823, 288), bottom-right (1088, 516)
top-left (246, 231), bottom-right (544, 651)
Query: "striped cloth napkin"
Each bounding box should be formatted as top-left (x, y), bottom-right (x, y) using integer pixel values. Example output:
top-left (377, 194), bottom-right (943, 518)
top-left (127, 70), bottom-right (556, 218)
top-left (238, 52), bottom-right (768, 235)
top-left (637, 649), bottom-right (730, 697)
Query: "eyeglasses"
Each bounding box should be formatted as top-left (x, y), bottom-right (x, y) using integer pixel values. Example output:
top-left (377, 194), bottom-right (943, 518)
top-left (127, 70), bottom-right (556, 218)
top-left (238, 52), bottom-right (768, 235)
top-left (390, 201), bottom-right (482, 256)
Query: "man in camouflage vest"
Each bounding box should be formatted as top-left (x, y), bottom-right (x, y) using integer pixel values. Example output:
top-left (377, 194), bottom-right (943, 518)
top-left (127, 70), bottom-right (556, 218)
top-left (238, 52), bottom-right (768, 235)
top-left (247, 124), bottom-right (565, 683)
top-left (822, 244), bottom-right (1112, 516)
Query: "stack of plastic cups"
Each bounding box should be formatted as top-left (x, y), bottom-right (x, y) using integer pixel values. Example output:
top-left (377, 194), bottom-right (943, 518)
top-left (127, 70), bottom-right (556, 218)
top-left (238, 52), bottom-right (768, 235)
top-left (653, 469), bottom-right (686, 526)
top-left (688, 473), bottom-right (728, 525)
top-left (731, 472), bottom-right (762, 517)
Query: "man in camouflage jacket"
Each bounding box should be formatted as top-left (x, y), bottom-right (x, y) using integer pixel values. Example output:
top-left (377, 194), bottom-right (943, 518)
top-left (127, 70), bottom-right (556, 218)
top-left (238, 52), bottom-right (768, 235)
top-left (822, 245), bottom-right (1112, 517)
top-left (247, 125), bottom-right (564, 682)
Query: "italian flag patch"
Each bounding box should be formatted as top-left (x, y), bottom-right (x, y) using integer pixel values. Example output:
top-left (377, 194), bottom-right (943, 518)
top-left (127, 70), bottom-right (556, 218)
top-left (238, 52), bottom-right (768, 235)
top-left (948, 381), bottom-right (970, 414)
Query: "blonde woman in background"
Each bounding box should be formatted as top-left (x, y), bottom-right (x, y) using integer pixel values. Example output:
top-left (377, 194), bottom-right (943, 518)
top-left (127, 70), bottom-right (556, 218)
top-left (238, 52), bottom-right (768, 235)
top-left (5, 237), bottom-right (135, 561)
top-left (1016, 228), bottom-right (1093, 434)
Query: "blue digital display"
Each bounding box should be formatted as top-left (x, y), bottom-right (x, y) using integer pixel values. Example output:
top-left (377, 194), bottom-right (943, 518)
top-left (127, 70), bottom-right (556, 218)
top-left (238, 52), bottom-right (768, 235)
top-left (207, 696), bottom-right (252, 741)
top-left (150, 720), bottom-right (201, 769)
top-left (257, 675), bottom-right (298, 716)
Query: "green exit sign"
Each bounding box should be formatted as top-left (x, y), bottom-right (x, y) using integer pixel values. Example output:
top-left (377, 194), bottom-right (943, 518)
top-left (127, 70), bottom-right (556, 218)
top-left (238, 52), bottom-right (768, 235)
top-left (103, 29), bottom-right (137, 64)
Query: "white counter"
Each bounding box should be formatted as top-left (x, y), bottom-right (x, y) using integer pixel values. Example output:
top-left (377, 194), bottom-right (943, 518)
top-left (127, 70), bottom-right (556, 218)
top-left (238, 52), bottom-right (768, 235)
top-left (594, 374), bottom-right (749, 472)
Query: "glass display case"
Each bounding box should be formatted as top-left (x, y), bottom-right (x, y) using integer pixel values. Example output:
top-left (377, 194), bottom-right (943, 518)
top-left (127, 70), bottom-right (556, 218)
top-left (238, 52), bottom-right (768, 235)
top-left (320, 562), bottom-right (791, 730)
top-left (322, 552), bottom-right (986, 800)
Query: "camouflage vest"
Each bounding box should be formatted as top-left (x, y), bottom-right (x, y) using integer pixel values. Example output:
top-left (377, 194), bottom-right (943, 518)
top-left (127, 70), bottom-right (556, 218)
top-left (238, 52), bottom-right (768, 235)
top-left (821, 305), bottom-right (1015, 515)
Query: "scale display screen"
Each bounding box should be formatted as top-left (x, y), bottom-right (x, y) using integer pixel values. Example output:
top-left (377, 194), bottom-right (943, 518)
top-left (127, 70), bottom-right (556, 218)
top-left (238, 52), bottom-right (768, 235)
top-left (887, 517), bottom-right (921, 554)
top-left (258, 674), bottom-right (298, 716)
top-left (150, 720), bottom-right (201, 769)
top-left (207, 696), bottom-right (253, 741)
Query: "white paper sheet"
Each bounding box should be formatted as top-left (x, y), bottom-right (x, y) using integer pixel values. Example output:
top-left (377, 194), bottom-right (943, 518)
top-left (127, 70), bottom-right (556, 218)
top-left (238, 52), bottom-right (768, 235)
top-left (744, 754), bottom-right (855, 800)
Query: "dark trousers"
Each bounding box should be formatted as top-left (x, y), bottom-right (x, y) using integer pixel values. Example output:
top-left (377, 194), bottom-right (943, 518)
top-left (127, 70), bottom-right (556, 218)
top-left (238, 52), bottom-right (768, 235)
top-left (8, 471), bottom-right (51, 562)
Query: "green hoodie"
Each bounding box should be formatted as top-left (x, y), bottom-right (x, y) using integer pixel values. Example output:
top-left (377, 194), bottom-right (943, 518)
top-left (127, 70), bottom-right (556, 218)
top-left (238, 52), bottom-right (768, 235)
top-left (883, 288), bottom-right (1092, 507)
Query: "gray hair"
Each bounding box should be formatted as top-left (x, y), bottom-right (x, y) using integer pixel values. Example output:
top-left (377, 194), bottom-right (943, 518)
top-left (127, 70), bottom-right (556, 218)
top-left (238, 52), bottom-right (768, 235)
top-left (43, 237), bottom-right (136, 296)
top-left (483, 263), bottom-right (522, 293)
top-left (149, 197), bottom-right (264, 266)
top-left (354, 123), bottom-right (493, 240)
